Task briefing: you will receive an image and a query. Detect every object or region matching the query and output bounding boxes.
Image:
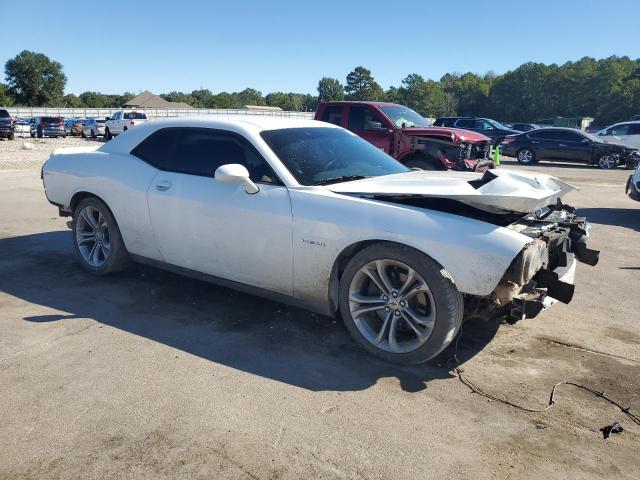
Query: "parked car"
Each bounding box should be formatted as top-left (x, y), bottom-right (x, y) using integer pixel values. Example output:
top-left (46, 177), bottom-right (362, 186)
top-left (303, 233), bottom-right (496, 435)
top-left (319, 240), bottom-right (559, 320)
top-left (595, 121), bottom-right (640, 149)
top-left (104, 110), bottom-right (149, 139)
top-left (433, 117), bottom-right (521, 145)
top-left (584, 125), bottom-right (604, 134)
top-left (41, 116), bottom-right (599, 364)
top-left (82, 118), bottom-right (107, 138)
top-left (501, 127), bottom-right (640, 169)
top-left (629, 115), bottom-right (640, 121)
top-left (64, 118), bottom-right (85, 136)
top-left (0, 109), bottom-right (15, 140)
top-left (626, 161), bottom-right (640, 201)
top-left (13, 118), bottom-right (30, 137)
top-left (315, 102), bottom-right (493, 171)
top-left (31, 116), bottom-right (66, 138)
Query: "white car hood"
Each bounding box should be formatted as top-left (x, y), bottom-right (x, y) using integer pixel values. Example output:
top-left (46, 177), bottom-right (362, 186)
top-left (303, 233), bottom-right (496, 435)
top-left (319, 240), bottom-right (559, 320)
top-left (327, 169), bottom-right (576, 214)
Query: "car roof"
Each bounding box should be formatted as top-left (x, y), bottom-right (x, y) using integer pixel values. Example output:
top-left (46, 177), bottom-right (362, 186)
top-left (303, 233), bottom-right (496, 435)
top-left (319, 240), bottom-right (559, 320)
top-left (320, 101), bottom-right (401, 107)
top-left (99, 115), bottom-right (339, 154)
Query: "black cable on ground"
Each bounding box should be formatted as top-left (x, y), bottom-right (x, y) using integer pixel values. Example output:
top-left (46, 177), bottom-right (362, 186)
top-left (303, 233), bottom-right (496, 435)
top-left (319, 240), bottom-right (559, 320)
top-left (449, 326), bottom-right (640, 426)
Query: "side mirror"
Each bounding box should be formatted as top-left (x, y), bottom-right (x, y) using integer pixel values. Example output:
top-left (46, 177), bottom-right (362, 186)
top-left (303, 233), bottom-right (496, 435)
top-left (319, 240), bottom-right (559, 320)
top-left (214, 164), bottom-right (260, 194)
top-left (364, 120), bottom-right (388, 132)
top-left (582, 138), bottom-right (591, 144)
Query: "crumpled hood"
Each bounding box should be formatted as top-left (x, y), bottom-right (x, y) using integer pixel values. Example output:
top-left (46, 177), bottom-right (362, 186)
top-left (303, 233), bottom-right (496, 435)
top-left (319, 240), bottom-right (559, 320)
top-left (401, 126), bottom-right (491, 144)
top-left (327, 169), bottom-right (576, 214)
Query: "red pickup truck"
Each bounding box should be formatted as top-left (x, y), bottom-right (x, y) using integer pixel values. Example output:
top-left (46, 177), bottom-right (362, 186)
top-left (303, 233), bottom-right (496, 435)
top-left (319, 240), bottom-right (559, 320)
top-left (314, 101), bottom-right (494, 171)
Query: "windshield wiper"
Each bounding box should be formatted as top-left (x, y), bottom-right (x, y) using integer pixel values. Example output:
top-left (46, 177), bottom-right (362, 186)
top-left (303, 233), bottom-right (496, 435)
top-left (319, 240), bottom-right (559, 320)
top-left (314, 175), bottom-right (371, 186)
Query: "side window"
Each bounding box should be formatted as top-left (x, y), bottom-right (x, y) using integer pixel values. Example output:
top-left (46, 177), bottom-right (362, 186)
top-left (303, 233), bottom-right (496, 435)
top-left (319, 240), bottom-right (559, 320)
top-left (455, 119), bottom-right (474, 129)
top-left (558, 131), bottom-right (583, 142)
top-left (348, 106), bottom-right (384, 131)
top-left (609, 124), bottom-right (631, 136)
top-left (628, 124), bottom-right (640, 135)
top-left (321, 106), bottom-right (343, 126)
top-left (480, 120), bottom-right (495, 130)
top-left (168, 129), bottom-right (278, 183)
top-left (131, 128), bottom-right (180, 169)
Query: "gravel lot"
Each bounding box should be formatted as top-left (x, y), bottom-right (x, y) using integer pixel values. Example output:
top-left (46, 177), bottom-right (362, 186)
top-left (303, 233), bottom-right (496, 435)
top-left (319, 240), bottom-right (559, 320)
top-left (0, 136), bottom-right (103, 170)
top-left (0, 138), bottom-right (639, 479)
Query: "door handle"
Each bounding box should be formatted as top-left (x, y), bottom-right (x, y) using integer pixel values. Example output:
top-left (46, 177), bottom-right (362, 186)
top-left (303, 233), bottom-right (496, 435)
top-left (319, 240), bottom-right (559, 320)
top-left (155, 180), bottom-right (171, 191)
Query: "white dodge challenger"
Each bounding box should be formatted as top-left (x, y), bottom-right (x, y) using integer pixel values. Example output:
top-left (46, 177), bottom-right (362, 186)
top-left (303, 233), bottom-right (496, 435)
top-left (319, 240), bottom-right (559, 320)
top-left (42, 116), bottom-right (599, 364)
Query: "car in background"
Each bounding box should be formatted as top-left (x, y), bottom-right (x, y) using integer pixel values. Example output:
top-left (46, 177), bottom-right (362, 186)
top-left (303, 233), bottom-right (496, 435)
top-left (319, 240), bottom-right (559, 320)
top-left (315, 101), bottom-right (493, 171)
top-left (595, 121), bottom-right (640, 149)
top-left (433, 116), bottom-right (521, 145)
top-left (630, 114), bottom-right (640, 121)
top-left (0, 109), bottom-right (15, 140)
top-left (626, 161), bottom-right (640, 201)
top-left (501, 127), bottom-right (640, 169)
top-left (31, 116), bottom-right (66, 138)
top-left (82, 118), bottom-right (107, 138)
top-left (65, 118), bottom-right (85, 136)
top-left (104, 110), bottom-right (149, 139)
top-left (14, 118), bottom-right (30, 137)
top-left (41, 116), bottom-right (599, 364)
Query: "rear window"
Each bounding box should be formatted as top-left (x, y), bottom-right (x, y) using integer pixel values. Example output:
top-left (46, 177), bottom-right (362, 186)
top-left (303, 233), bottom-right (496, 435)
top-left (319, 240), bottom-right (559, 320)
top-left (0, 110), bottom-right (9, 118)
top-left (124, 111), bottom-right (147, 120)
top-left (42, 117), bottom-right (62, 122)
top-left (321, 106), bottom-right (343, 126)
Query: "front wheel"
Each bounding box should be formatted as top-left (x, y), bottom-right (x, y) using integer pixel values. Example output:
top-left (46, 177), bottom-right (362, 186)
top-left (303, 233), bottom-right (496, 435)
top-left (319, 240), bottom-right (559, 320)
top-left (338, 243), bottom-right (463, 365)
top-left (72, 197), bottom-right (130, 275)
top-left (105, 128), bottom-right (112, 140)
top-left (597, 152), bottom-right (618, 169)
top-left (517, 148), bottom-right (536, 164)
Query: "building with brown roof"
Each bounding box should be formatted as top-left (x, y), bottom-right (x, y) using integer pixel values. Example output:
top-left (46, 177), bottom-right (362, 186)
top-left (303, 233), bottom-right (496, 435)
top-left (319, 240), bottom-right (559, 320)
top-left (123, 91), bottom-right (192, 109)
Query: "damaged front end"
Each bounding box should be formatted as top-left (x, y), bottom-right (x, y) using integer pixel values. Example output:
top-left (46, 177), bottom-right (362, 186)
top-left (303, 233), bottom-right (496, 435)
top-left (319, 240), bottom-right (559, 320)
top-left (486, 201), bottom-right (599, 323)
top-left (409, 135), bottom-right (493, 172)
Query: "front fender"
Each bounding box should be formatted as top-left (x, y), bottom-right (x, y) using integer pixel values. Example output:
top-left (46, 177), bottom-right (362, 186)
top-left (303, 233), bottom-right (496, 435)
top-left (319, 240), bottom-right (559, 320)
top-left (289, 188), bottom-right (530, 313)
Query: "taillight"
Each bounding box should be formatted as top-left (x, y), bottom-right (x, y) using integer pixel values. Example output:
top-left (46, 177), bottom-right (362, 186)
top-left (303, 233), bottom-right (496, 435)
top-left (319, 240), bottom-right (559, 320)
top-left (59, 118), bottom-right (64, 126)
top-left (502, 136), bottom-right (515, 144)
top-left (130, 121), bottom-right (135, 126)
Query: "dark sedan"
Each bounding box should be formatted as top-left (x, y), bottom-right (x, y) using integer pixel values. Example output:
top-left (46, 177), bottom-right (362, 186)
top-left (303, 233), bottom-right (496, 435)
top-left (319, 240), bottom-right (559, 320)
top-left (433, 116), bottom-right (521, 145)
top-left (501, 127), bottom-right (640, 169)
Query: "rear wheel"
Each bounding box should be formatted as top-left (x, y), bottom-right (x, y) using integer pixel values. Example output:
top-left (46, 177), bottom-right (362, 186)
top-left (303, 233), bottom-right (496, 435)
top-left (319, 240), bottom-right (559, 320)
top-left (91, 129), bottom-right (96, 139)
top-left (8, 132), bottom-right (14, 140)
top-left (338, 243), bottom-right (463, 365)
top-left (517, 148), bottom-right (536, 164)
top-left (597, 152), bottom-right (618, 169)
top-left (72, 197), bottom-right (130, 275)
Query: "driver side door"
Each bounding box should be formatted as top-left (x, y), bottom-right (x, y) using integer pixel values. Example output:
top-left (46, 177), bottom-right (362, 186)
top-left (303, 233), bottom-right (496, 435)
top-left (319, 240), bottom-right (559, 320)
top-left (136, 127), bottom-right (294, 294)
top-left (347, 106), bottom-right (393, 154)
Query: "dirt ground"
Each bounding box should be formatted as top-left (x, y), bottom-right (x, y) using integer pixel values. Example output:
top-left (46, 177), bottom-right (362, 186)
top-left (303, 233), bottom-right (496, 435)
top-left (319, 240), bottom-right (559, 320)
top-left (0, 136), bottom-right (639, 479)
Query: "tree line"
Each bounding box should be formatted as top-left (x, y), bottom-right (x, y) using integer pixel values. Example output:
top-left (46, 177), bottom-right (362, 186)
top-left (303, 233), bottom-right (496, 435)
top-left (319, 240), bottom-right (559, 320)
top-left (2, 50), bottom-right (639, 125)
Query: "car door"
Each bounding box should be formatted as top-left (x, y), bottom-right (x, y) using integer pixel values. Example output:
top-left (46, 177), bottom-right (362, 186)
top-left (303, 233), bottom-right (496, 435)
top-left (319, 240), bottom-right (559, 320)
top-left (142, 127), bottom-right (294, 295)
top-left (552, 130), bottom-right (590, 162)
top-left (110, 111), bottom-right (122, 133)
top-left (526, 130), bottom-right (557, 160)
top-left (346, 105), bottom-right (393, 153)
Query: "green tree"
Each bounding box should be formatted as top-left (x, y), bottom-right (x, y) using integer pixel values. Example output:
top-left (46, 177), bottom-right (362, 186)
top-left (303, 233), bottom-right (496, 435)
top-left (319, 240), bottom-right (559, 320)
top-left (62, 93), bottom-right (84, 108)
top-left (317, 77), bottom-right (344, 102)
top-left (5, 50), bottom-right (66, 106)
top-left (345, 66), bottom-right (384, 100)
top-left (0, 83), bottom-right (13, 106)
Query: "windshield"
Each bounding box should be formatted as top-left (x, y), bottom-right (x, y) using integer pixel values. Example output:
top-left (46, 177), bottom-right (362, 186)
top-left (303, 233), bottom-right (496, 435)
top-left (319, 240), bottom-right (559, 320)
top-left (487, 119), bottom-right (509, 130)
top-left (379, 106), bottom-right (430, 128)
top-left (261, 127), bottom-right (409, 185)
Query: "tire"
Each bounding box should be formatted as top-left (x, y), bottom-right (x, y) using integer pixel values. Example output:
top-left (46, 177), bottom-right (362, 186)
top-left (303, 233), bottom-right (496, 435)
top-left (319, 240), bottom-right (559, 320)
top-left (81, 130), bottom-right (86, 138)
top-left (123, 126), bottom-right (128, 132)
top-left (338, 242), bottom-right (463, 365)
top-left (8, 132), bottom-right (14, 140)
top-left (404, 157), bottom-right (442, 170)
top-left (596, 152), bottom-right (618, 169)
top-left (72, 197), bottom-right (130, 275)
top-left (30, 132), bottom-right (35, 138)
top-left (105, 128), bottom-right (112, 140)
top-left (516, 148), bottom-right (536, 164)
top-left (91, 129), bottom-right (96, 139)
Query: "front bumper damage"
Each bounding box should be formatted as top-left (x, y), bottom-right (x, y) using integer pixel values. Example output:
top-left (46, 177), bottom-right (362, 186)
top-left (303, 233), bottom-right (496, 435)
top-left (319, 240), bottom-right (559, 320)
top-left (488, 201), bottom-right (600, 323)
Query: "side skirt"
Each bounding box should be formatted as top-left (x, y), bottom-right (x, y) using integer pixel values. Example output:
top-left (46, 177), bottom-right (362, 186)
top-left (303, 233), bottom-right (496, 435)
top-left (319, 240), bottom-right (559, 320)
top-left (129, 254), bottom-right (333, 317)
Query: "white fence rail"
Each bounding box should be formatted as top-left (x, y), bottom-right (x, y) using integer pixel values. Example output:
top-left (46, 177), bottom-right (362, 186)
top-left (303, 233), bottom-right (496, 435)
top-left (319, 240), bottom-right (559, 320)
top-left (1, 107), bottom-right (314, 120)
